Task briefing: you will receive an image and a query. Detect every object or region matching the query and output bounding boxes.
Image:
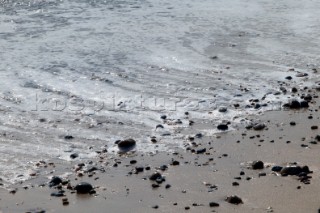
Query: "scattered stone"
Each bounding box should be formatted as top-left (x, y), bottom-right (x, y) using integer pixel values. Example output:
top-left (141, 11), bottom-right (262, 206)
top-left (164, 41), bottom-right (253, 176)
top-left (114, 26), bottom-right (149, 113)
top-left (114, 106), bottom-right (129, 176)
top-left (130, 160), bottom-right (137, 164)
top-left (209, 202), bottom-right (220, 207)
top-left (271, 166), bottom-right (283, 172)
top-left (259, 172), bottom-right (266, 177)
top-left (171, 160), bottom-right (180, 166)
top-left (217, 124), bottom-right (228, 131)
top-left (160, 115), bottom-right (167, 119)
top-left (74, 182), bottom-right (93, 194)
top-left (289, 121), bottom-right (296, 126)
top-left (232, 182), bottom-right (239, 186)
top-left (280, 166), bottom-right (310, 176)
top-left (25, 208), bottom-right (46, 213)
top-left (50, 191), bottom-right (65, 197)
top-left (225, 195), bottom-right (243, 205)
top-left (49, 176), bottom-right (62, 187)
top-left (284, 99), bottom-right (301, 109)
top-left (196, 148), bottom-right (206, 154)
top-left (253, 123), bottom-right (266, 131)
top-left (152, 183), bottom-right (160, 188)
top-left (64, 135), bottom-right (74, 140)
top-left (134, 166), bottom-right (144, 174)
top-left (300, 101), bottom-right (309, 108)
top-left (218, 107), bottom-right (227, 112)
top-left (285, 76), bottom-right (292, 80)
top-left (117, 139), bottom-right (136, 149)
top-left (156, 124), bottom-right (164, 129)
top-left (311, 126), bottom-right (318, 130)
top-left (252, 161), bottom-right (264, 170)
top-left (152, 205), bottom-right (159, 209)
top-left (70, 153), bottom-right (79, 159)
top-left (149, 172), bottom-right (162, 181)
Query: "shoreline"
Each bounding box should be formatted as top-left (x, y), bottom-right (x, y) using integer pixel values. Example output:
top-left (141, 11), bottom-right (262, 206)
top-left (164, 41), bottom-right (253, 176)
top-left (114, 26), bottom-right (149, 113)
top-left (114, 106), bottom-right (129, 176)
top-left (1, 98), bottom-right (319, 212)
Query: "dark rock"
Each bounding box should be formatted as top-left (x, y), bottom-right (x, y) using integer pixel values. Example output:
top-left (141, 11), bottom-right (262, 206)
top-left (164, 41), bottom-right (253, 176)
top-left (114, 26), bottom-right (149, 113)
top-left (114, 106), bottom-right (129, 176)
top-left (285, 76), bottom-right (292, 80)
top-left (240, 171), bottom-right (245, 176)
top-left (311, 125), bottom-right (318, 130)
top-left (159, 165), bottom-right (168, 171)
top-left (285, 99), bottom-right (301, 109)
top-left (165, 184), bottom-right (171, 189)
top-left (259, 172), bottom-right (266, 177)
top-left (280, 166), bottom-right (304, 176)
top-left (289, 121), bottom-right (296, 126)
top-left (25, 208), bottom-right (46, 213)
top-left (152, 183), bottom-right (160, 188)
top-left (74, 182), bottom-right (93, 194)
top-left (195, 133), bottom-right (202, 138)
top-left (300, 101), bottom-right (309, 108)
top-left (196, 148), bottom-right (206, 154)
top-left (130, 160), bottom-right (137, 164)
top-left (156, 124), bottom-right (164, 129)
top-left (70, 153), bottom-right (79, 159)
top-left (64, 135), bottom-right (74, 140)
top-left (271, 166), bottom-right (283, 172)
top-left (50, 191), bottom-right (65, 197)
top-left (291, 87), bottom-right (298, 93)
top-left (225, 195), bottom-right (243, 205)
top-left (217, 124), bottom-right (228, 131)
top-left (253, 123), bottom-right (266, 130)
top-left (209, 202), bottom-right (220, 207)
top-left (171, 160), bottom-right (180, 166)
top-left (86, 166), bottom-right (98, 173)
top-left (117, 139), bottom-right (136, 150)
top-left (160, 115), bottom-right (167, 119)
top-left (49, 176), bottom-right (62, 187)
top-left (218, 107), bottom-right (227, 112)
top-left (315, 135), bottom-right (320, 141)
top-left (245, 124), bottom-right (253, 129)
top-left (304, 94), bottom-right (312, 101)
top-left (152, 205), bottom-right (159, 209)
top-left (135, 167), bottom-right (144, 173)
top-left (252, 161), bottom-right (264, 170)
top-left (149, 172), bottom-right (162, 181)
top-left (232, 182), bottom-right (239, 186)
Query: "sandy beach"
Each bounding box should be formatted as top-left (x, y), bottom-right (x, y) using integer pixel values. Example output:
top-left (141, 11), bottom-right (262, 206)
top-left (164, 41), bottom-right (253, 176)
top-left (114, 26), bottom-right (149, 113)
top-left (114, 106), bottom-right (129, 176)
top-left (1, 86), bottom-right (319, 213)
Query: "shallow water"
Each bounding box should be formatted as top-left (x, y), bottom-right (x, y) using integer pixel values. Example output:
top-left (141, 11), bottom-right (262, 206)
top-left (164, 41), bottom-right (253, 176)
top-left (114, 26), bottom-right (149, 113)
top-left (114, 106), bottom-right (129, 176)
top-left (0, 0), bottom-right (320, 185)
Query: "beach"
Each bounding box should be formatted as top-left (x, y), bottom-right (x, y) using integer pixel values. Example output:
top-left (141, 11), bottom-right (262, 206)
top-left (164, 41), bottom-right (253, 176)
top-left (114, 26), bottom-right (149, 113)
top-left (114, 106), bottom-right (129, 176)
top-left (1, 0), bottom-right (320, 212)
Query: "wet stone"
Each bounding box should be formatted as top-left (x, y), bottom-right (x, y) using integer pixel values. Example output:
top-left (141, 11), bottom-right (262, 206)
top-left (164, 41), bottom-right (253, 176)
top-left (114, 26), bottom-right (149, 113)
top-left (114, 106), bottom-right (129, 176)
top-left (117, 139), bottom-right (136, 149)
top-left (253, 123), bottom-right (266, 131)
top-left (252, 161), bottom-right (264, 170)
top-left (50, 191), bottom-right (65, 197)
top-left (70, 153), bottom-right (79, 159)
top-left (149, 172), bottom-right (162, 181)
top-left (209, 202), bottom-right (220, 207)
top-left (217, 124), bottom-right (228, 131)
top-left (271, 166), bottom-right (283, 172)
top-left (225, 195), bottom-right (243, 205)
top-left (49, 176), bottom-right (62, 187)
top-left (74, 182), bottom-right (93, 194)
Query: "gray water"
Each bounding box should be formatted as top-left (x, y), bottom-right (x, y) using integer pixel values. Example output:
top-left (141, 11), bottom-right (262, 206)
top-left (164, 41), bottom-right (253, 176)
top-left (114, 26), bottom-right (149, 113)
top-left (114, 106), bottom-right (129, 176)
top-left (0, 0), bottom-right (320, 185)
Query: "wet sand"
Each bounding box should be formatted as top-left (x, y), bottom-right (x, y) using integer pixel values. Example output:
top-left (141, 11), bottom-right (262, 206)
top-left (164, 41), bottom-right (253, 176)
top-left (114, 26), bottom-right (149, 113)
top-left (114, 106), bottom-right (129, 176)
top-left (1, 97), bottom-right (319, 213)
